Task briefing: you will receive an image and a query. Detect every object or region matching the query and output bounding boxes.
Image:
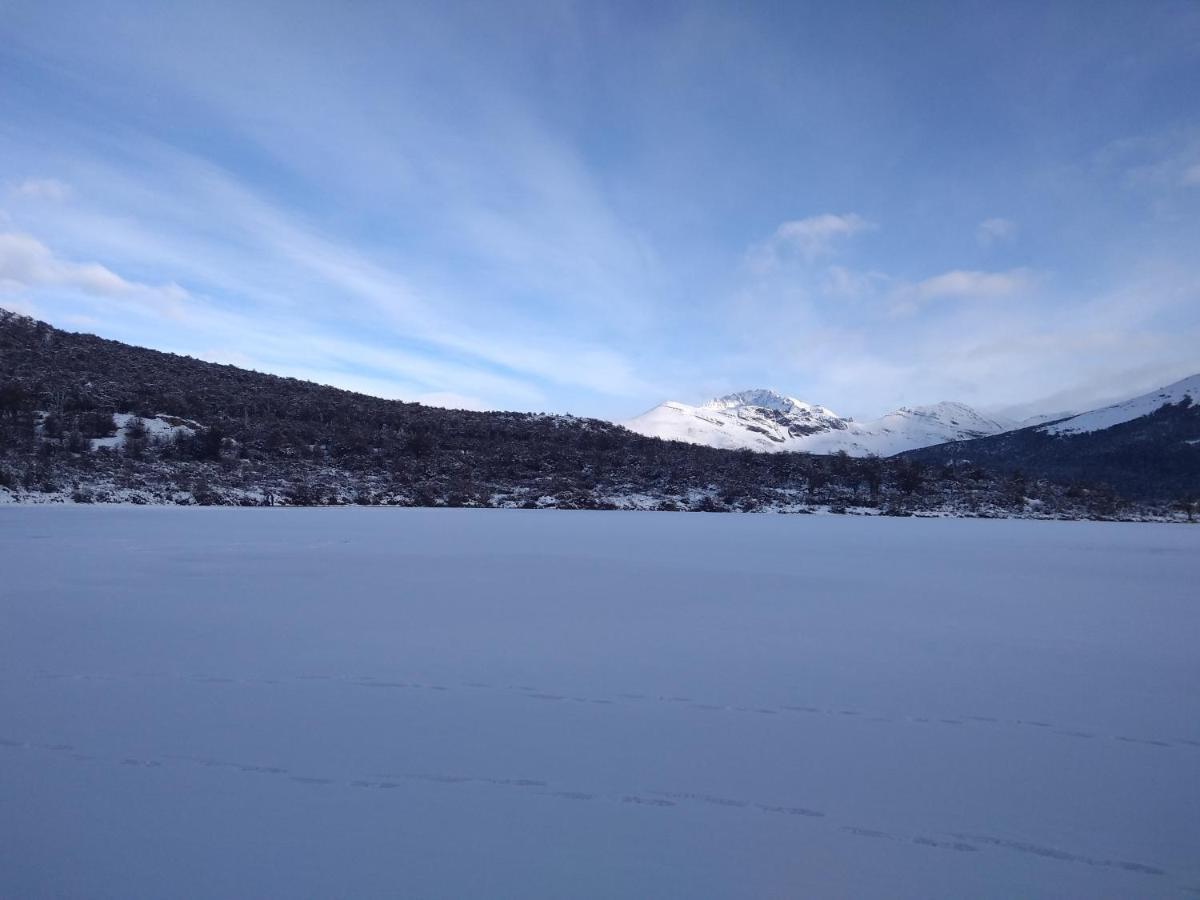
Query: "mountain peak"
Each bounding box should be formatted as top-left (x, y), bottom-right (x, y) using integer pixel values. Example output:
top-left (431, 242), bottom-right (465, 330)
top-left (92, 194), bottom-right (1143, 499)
top-left (701, 388), bottom-right (834, 416)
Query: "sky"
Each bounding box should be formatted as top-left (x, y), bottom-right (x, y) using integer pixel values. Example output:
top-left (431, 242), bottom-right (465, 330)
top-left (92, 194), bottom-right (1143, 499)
top-left (1, 1), bottom-right (1198, 421)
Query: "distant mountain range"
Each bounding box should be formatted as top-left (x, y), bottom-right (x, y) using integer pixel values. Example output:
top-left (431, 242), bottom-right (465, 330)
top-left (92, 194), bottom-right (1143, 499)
top-left (623, 380), bottom-right (1198, 499)
top-left (623, 389), bottom-right (1021, 456)
top-left (625, 378), bottom-right (1198, 452)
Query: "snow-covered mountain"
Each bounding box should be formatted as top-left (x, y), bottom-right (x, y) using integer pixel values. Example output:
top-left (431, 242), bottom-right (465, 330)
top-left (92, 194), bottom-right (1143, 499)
top-left (1036, 374), bottom-right (1200, 436)
top-left (622, 389), bottom-right (1015, 456)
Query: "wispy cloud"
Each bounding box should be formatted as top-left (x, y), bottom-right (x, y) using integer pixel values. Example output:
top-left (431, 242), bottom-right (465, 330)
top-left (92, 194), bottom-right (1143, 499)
top-left (821, 265), bottom-right (890, 299)
top-left (748, 214), bottom-right (873, 272)
top-left (1, 139), bottom-right (664, 408)
top-left (0, 231), bottom-right (187, 305)
top-left (10, 178), bottom-right (72, 202)
top-left (1093, 127), bottom-right (1200, 197)
top-left (911, 268), bottom-right (1032, 301)
top-left (976, 217), bottom-right (1016, 246)
top-left (888, 269), bottom-right (1033, 317)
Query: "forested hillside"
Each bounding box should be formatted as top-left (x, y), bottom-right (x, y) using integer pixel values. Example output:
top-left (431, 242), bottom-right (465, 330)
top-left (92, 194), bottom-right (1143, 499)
top-left (0, 309), bottom-right (1184, 519)
top-left (902, 401), bottom-right (1199, 502)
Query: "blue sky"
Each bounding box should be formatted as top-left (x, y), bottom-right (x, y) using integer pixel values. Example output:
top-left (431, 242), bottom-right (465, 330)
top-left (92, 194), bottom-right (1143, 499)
top-left (1, 1), bottom-right (1198, 420)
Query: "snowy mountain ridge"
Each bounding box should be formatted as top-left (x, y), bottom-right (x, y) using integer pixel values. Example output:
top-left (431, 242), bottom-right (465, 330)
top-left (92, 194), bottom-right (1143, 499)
top-left (623, 390), bottom-right (1016, 456)
top-left (701, 388), bottom-right (837, 417)
top-left (1036, 375), bottom-right (1200, 436)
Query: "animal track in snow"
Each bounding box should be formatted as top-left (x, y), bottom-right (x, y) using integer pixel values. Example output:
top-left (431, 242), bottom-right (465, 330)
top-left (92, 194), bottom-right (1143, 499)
top-left (23, 668), bottom-right (1200, 754)
top-left (0, 733), bottom-right (1173, 882)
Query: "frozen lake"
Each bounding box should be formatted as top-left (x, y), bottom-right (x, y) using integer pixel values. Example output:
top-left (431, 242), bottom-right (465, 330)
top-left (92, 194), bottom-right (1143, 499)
top-left (1, 507), bottom-right (1198, 898)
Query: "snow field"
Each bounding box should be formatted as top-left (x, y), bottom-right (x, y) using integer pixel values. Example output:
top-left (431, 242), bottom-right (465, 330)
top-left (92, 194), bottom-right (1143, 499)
top-left (1, 507), bottom-right (1197, 898)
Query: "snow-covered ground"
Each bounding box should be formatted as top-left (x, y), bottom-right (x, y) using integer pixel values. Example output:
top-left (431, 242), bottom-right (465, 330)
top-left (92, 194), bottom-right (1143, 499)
top-left (88, 412), bottom-right (199, 451)
top-left (1, 507), bottom-right (1197, 898)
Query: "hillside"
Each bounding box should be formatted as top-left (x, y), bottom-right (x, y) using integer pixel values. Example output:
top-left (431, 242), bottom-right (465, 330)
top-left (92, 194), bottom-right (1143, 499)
top-left (0, 309), bottom-right (1183, 519)
top-left (902, 378), bottom-right (1200, 501)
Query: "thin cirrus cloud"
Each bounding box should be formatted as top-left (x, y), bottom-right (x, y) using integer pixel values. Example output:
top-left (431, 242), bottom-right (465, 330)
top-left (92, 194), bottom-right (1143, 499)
top-left (1, 138), bottom-right (662, 410)
top-left (0, 10), bottom-right (668, 415)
